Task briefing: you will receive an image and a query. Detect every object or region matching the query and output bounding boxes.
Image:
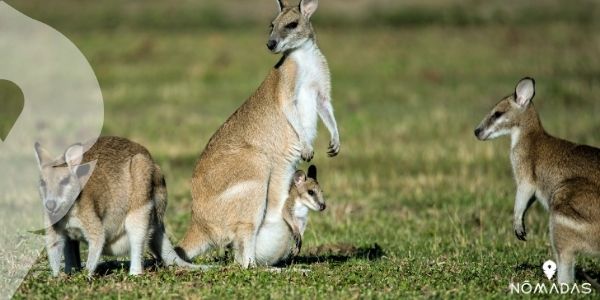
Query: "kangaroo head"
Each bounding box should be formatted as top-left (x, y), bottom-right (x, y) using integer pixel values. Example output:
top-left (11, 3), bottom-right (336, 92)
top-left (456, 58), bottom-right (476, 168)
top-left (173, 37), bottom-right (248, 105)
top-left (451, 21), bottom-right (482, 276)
top-left (475, 77), bottom-right (536, 141)
top-left (34, 143), bottom-right (92, 219)
top-left (292, 165), bottom-right (326, 211)
top-left (267, 0), bottom-right (318, 54)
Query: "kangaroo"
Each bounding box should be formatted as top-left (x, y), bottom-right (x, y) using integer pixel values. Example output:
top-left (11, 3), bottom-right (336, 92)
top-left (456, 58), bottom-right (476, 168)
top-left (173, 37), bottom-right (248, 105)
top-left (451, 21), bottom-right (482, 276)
top-left (34, 136), bottom-right (197, 277)
top-left (474, 77), bottom-right (600, 283)
top-left (255, 165), bottom-right (326, 266)
top-left (176, 0), bottom-right (339, 268)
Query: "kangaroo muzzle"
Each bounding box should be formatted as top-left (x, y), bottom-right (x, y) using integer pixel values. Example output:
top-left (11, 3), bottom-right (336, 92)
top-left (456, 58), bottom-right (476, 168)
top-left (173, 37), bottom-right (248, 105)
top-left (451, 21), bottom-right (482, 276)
top-left (474, 127), bottom-right (484, 140)
top-left (45, 199), bottom-right (57, 212)
top-left (267, 40), bottom-right (278, 51)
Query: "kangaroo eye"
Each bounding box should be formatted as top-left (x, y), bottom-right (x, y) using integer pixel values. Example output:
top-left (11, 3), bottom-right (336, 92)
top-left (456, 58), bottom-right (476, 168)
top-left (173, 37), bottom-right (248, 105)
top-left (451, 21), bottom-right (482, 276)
top-left (60, 177), bottom-right (70, 186)
top-left (492, 111), bottom-right (504, 119)
top-left (286, 22), bottom-right (298, 29)
top-left (308, 190), bottom-right (315, 196)
top-left (269, 23), bottom-right (274, 29)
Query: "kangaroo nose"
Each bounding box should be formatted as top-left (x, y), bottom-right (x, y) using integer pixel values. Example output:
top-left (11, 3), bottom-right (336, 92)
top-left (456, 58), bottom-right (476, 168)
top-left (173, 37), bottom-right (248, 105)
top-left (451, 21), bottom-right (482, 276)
top-left (45, 200), bottom-right (57, 211)
top-left (319, 203), bottom-right (326, 211)
top-left (474, 128), bottom-right (482, 138)
top-left (266, 40), bottom-right (277, 51)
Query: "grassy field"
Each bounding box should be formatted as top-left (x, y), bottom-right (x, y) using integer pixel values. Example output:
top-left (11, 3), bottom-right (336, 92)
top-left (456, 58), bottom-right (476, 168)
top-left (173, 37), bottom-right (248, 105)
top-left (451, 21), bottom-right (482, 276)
top-left (5, 0), bottom-right (600, 298)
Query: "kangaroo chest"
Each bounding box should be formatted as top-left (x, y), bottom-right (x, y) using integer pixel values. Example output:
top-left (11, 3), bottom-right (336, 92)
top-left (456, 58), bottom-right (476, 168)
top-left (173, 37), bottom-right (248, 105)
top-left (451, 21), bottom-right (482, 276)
top-left (290, 46), bottom-right (329, 144)
top-left (293, 202), bottom-right (310, 235)
top-left (510, 135), bottom-right (551, 210)
top-left (56, 206), bottom-right (131, 256)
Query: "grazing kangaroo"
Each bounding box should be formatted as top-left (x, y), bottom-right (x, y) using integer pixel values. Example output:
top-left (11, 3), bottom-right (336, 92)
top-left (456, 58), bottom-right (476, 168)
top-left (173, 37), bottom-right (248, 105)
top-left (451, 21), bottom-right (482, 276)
top-left (255, 165), bottom-right (326, 266)
top-left (35, 136), bottom-right (197, 277)
top-left (474, 77), bottom-right (600, 283)
top-left (177, 0), bottom-right (339, 267)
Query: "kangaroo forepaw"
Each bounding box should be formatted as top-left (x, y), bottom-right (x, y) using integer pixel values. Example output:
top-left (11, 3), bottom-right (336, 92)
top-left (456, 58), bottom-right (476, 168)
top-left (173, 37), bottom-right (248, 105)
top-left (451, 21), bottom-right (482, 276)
top-left (514, 222), bottom-right (527, 241)
top-left (301, 145), bottom-right (314, 162)
top-left (328, 139), bottom-right (340, 157)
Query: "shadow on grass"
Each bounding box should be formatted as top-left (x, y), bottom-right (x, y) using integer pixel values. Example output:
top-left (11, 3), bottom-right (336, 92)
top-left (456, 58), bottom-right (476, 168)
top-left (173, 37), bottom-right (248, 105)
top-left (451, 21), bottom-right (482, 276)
top-left (514, 262), bottom-right (539, 272)
top-left (94, 259), bottom-right (162, 276)
top-left (576, 269), bottom-right (600, 291)
top-left (282, 243), bottom-right (384, 266)
top-left (91, 243), bottom-right (384, 275)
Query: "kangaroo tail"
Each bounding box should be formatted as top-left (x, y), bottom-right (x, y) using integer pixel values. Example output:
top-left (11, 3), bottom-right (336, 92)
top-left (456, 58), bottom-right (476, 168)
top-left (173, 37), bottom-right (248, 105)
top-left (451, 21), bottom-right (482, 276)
top-left (150, 164), bottom-right (209, 270)
top-left (152, 228), bottom-right (206, 269)
top-left (152, 164), bottom-right (168, 222)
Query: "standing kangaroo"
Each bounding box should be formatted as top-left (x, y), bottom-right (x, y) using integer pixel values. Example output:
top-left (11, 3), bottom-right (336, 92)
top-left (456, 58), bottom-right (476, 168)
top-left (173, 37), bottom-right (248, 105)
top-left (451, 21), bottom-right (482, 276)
top-left (35, 136), bottom-right (196, 277)
top-left (475, 77), bottom-right (600, 283)
top-left (176, 0), bottom-right (340, 267)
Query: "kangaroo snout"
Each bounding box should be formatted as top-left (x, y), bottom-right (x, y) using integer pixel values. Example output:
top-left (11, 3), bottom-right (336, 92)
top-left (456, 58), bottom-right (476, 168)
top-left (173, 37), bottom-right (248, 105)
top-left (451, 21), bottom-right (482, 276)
top-left (474, 127), bottom-right (483, 140)
top-left (266, 40), bottom-right (278, 51)
top-left (45, 199), bottom-right (57, 212)
top-left (319, 203), bottom-right (326, 211)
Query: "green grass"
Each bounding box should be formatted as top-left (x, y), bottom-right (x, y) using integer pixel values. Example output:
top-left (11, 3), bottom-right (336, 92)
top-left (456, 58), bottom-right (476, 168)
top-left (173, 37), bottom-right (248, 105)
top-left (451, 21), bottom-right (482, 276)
top-left (4, 0), bottom-right (600, 298)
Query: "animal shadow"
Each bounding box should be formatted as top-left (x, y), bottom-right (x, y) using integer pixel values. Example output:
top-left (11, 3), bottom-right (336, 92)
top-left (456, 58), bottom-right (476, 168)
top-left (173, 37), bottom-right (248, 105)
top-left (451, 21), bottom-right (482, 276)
top-left (91, 244), bottom-right (384, 274)
top-left (93, 259), bottom-right (162, 276)
top-left (281, 243), bottom-right (384, 266)
top-left (576, 268), bottom-right (600, 290)
top-left (515, 262), bottom-right (539, 272)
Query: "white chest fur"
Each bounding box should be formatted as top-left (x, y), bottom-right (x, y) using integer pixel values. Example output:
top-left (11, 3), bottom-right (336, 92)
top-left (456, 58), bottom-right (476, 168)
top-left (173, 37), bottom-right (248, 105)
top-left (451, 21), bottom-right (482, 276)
top-left (290, 41), bottom-right (330, 144)
top-left (293, 202), bottom-right (310, 235)
top-left (255, 199), bottom-right (315, 266)
top-left (255, 218), bottom-right (292, 266)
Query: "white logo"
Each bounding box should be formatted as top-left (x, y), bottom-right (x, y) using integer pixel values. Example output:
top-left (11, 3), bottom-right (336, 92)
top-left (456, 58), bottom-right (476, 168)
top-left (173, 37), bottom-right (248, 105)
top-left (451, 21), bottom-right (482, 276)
top-left (543, 260), bottom-right (557, 280)
top-left (509, 259), bottom-right (593, 295)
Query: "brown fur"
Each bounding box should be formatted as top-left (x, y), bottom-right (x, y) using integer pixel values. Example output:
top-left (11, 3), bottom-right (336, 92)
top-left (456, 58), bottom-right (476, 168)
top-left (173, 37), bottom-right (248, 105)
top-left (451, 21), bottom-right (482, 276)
top-left (36, 136), bottom-right (195, 277)
top-left (177, 0), bottom-right (339, 268)
top-left (475, 77), bottom-right (600, 283)
top-left (176, 55), bottom-right (301, 267)
top-left (270, 5), bottom-right (315, 52)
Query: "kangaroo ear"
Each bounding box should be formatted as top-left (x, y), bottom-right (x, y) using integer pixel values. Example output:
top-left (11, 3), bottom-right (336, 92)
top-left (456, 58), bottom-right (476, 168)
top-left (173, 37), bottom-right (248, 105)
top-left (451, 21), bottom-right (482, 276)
top-left (64, 143), bottom-right (84, 168)
top-left (514, 77), bottom-right (535, 108)
top-left (33, 142), bottom-right (53, 169)
top-left (276, 0), bottom-right (289, 12)
top-left (75, 163), bottom-right (91, 179)
top-left (74, 161), bottom-right (94, 187)
top-left (300, 0), bottom-right (318, 19)
top-left (307, 165), bottom-right (317, 180)
top-left (293, 170), bottom-right (306, 187)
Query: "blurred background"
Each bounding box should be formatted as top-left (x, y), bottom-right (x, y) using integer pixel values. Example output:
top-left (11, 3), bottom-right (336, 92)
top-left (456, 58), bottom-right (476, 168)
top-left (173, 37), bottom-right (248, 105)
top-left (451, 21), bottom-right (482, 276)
top-left (5, 0), bottom-right (600, 298)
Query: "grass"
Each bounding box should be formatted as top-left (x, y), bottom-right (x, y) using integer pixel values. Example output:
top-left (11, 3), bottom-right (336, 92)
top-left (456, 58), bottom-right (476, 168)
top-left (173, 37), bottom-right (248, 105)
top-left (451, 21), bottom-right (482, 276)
top-left (4, 0), bottom-right (600, 298)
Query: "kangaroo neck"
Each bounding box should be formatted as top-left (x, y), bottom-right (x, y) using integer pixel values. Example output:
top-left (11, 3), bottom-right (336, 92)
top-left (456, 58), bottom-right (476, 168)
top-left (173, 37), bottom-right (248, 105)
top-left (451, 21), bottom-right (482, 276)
top-left (288, 39), bottom-right (321, 65)
top-left (511, 105), bottom-right (546, 153)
